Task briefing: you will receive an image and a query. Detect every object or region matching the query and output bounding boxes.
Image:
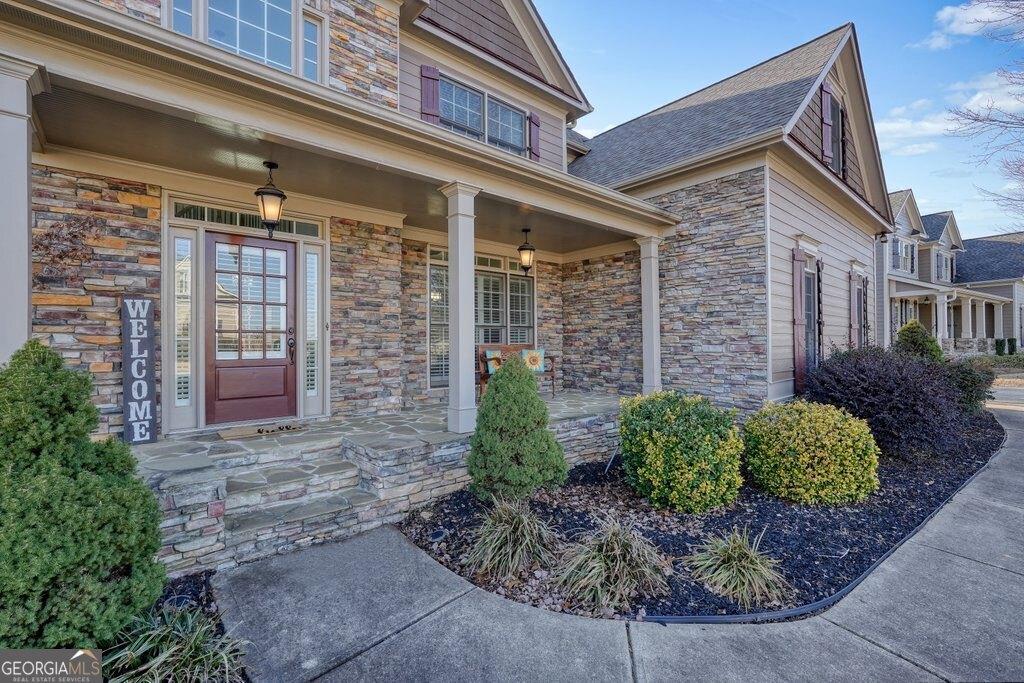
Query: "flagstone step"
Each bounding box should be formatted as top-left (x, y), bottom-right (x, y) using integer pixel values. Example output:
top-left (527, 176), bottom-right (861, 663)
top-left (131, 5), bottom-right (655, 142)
top-left (225, 457), bottom-right (360, 511)
top-left (224, 487), bottom-right (380, 536)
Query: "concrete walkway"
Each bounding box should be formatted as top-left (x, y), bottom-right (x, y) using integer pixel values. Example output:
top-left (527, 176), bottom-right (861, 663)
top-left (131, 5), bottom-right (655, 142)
top-left (213, 393), bottom-right (1024, 682)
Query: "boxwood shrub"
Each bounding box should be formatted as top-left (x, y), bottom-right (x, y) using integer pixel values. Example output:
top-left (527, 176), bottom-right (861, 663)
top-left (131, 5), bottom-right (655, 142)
top-left (744, 400), bottom-right (880, 505)
top-left (805, 347), bottom-right (963, 460)
top-left (945, 360), bottom-right (994, 414)
top-left (1010, 338), bottom-right (1019, 355)
top-left (0, 341), bottom-right (164, 648)
top-left (893, 320), bottom-right (943, 362)
top-left (619, 391), bottom-right (743, 513)
top-left (996, 338), bottom-right (1007, 356)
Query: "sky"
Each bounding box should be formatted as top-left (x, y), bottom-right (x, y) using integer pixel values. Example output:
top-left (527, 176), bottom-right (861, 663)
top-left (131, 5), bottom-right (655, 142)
top-left (534, 0), bottom-right (1024, 238)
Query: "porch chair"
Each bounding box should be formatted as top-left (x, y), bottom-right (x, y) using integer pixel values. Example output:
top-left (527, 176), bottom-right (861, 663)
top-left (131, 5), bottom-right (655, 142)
top-left (477, 344), bottom-right (557, 397)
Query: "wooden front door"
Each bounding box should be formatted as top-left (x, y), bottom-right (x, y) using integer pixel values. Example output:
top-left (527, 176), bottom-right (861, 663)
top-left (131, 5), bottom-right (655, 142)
top-left (205, 232), bottom-right (296, 425)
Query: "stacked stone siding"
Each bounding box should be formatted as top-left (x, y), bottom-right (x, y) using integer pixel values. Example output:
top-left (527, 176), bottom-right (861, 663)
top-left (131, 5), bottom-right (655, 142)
top-left (30, 165), bottom-right (162, 436)
top-left (650, 167), bottom-right (769, 412)
top-left (89, 0), bottom-right (160, 23)
top-left (535, 259), bottom-right (565, 387)
top-left (399, 239), bottom-right (441, 405)
top-left (561, 250), bottom-right (643, 394)
top-left (330, 217), bottom-right (403, 415)
top-left (323, 0), bottom-right (400, 109)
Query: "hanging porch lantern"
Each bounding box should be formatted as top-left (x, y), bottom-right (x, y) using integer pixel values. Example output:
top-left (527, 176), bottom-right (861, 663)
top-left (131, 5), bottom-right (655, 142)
top-left (517, 228), bottom-right (536, 274)
top-left (255, 161), bottom-right (287, 239)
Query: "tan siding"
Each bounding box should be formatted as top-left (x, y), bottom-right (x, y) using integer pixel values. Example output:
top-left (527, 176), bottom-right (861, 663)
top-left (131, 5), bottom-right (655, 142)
top-left (768, 161), bottom-right (877, 389)
top-left (918, 245), bottom-right (934, 283)
top-left (399, 44), bottom-right (565, 170)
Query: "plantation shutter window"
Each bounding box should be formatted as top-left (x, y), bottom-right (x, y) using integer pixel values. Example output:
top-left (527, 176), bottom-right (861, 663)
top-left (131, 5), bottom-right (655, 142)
top-left (820, 82), bottom-right (833, 165)
top-left (420, 65), bottom-right (440, 124)
top-left (792, 247), bottom-right (807, 393)
top-left (528, 112), bottom-right (541, 161)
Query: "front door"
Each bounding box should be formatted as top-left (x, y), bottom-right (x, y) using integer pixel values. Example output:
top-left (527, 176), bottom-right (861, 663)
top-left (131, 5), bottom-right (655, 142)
top-left (205, 232), bottom-right (296, 424)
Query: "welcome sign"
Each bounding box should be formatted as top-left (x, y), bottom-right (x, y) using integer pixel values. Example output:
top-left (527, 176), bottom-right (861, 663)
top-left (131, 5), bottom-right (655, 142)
top-left (121, 297), bottom-right (157, 444)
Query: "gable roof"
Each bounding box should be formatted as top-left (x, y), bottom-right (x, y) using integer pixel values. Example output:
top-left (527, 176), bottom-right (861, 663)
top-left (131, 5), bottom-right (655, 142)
top-left (415, 0), bottom-right (591, 113)
top-left (888, 188), bottom-right (924, 237)
top-left (566, 128), bottom-right (591, 152)
top-left (888, 189), bottom-right (911, 220)
top-left (568, 24), bottom-right (849, 188)
top-left (956, 231), bottom-right (1024, 283)
top-left (921, 211), bottom-right (952, 242)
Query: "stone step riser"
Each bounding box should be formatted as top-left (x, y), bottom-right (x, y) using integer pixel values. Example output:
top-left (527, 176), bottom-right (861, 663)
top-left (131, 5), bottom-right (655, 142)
top-left (226, 474), bottom-right (363, 513)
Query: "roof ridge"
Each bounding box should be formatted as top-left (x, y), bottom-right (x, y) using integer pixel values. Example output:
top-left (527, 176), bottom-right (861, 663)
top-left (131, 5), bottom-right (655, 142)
top-left (586, 22), bottom-right (852, 143)
top-left (965, 228), bottom-right (1024, 241)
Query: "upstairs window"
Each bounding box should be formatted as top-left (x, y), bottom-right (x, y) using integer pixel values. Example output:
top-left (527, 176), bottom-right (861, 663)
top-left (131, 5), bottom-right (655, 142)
top-left (829, 98), bottom-right (845, 176)
top-left (440, 78), bottom-right (484, 141)
top-left (427, 72), bottom-right (535, 159)
top-left (890, 237), bottom-right (916, 273)
top-left (301, 16), bottom-right (320, 81)
top-left (487, 98), bottom-right (527, 156)
top-left (172, 0), bottom-right (193, 34)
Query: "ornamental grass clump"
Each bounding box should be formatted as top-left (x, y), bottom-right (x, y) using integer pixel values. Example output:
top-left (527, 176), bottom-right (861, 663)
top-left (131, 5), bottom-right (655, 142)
top-left (687, 527), bottom-right (788, 610)
top-left (892, 320), bottom-right (943, 361)
top-left (553, 517), bottom-right (671, 614)
top-left (619, 391), bottom-right (743, 513)
top-left (464, 498), bottom-right (558, 583)
top-left (744, 400), bottom-right (880, 505)
top-left (0, 340), bottom-right (164, 648)
top-left (104, 605), bottom-right (248, 683)
top-left (468, 354), bottom-right (567, 500)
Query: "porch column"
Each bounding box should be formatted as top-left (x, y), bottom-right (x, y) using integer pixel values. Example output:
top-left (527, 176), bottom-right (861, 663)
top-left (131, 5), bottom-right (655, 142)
top-left (439, 182), bottom-right (480, 434)
top-left (0, 56), bottom-right (47, 361)
top-left (636, 236), bottom-right (663, 394)
top-left (975, 300), bottom-right (986, 339)
top-left (995, 303), bottom-right (1005, 339)
top-left (935, 295), bottom-right (948, 340)
top-left (959, 297), bottom-right (973, 339)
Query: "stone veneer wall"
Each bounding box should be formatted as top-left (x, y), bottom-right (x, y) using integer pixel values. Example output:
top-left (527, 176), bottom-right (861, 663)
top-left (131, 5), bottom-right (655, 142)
top-left (91, 0), bottom-right (160, 23)
top-left (30, 165), bottom-right (162, 436)
top-left (649, 167), bottom-right (769, 413)
top-left (330, 217), bottom-right (403, 415)
top-left (561, 250), bottom-right (643, 394)
top-left (535, 259), bottom-right (565, 387)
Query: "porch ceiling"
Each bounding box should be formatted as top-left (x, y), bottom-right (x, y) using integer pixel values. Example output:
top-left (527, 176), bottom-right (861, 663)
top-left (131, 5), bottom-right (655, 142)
top-left (34, 83), bottom-right (636, 254)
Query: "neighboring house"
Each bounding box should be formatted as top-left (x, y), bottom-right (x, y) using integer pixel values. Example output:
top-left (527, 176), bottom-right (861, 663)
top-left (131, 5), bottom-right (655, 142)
top-left (569, 23), bottom-right (892, 401)
top-left (954, 231), bottom-right (1024, 346)
top-left (878, 191), bottom-right (1014, 354)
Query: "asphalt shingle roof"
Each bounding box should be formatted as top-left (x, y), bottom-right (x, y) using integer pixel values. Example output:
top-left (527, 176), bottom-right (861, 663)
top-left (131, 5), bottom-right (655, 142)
top-left (956, 232), bottom-right (1024, 283)
top-left (888, 189), bottom-right (911, 220)
top-left (921, 212), bottom-right (951, 242)
top-left (565, 128), bottom-right (591, 151)
top-left (567, 24), bottom-right (849, 187)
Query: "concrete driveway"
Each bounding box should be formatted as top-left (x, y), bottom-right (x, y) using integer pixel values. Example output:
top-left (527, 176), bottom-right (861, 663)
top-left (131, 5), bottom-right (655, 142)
top-left (213, 394), bottom-right (1024, 682)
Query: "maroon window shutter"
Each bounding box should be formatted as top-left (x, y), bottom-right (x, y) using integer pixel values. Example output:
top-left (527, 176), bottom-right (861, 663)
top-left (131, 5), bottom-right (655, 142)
top-left (821, 82), bottom-right (833, 164)
top-left (420, 65), bottom-right (440, 124)
top-left (793, 247), bottom-right (807, 393)
top-left (849, 269), bottom-right (859, 348)
top-left (528, 112), bottom-right (541, 161)
top-left (816, 258), bottom-right (825, 357)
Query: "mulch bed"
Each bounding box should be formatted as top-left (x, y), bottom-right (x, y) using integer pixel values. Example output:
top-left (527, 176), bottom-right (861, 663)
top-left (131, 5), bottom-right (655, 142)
top-left (399, 410), bottom-right (1005, 620)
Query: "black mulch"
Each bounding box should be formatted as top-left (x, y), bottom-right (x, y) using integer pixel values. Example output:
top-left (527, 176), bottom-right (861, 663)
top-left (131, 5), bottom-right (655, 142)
top-left (399, 411), bottom-right (1005, 619)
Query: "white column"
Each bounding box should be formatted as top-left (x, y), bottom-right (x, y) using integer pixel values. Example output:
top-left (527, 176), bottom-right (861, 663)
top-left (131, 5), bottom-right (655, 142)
top-left (975, 300), bottom-right (986, 339)
top-left (935, 295), bottom-right (948, 340)
top-left (0, 56), bottom-right (47, 361)
top-left (995, 303), bottom-right (1005, 339)
top-left (636, 236), bottom-right (663, 394)
top-left (959, 297), bottom-right (973, 339)
top-left (439, 182), bottom-right (480, 434)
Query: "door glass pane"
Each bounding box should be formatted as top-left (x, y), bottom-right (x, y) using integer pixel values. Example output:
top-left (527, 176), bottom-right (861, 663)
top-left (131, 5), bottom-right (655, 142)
top-left (216, 303), bottom-right (239, 330)
top-left (216, 273), bottom-right (239, 300)
top-left (241, 304), bottom-right (263, 330)
top-left (266, 333), bottom-right (286, 359)
top-left (265, 305), bottom-right (286, 331)
top-left (241, 333), bottom-right (264, 359)
top-left (241, 246), bottom-right (263, 273)
top-left (265, 249), bottom-right (286, 275)
top-left (217, 332), bottom-right (239, 360)
top-left (174, 237), bottom-right (193, 406)
top-left (305, 251), bottom-right (319, 396)
top-left (216, 243), bottom-right (239, 270)
top-left (429, 265), bottom-right (449, 388)
top-left (241, 275), bottom-right (263, 301)
top-left (265, 277), bottom-right (286, 303)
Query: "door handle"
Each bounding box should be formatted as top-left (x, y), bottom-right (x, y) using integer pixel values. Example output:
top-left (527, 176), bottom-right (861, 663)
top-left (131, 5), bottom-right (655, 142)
top-left (287, 327), bottom-right (296, 364)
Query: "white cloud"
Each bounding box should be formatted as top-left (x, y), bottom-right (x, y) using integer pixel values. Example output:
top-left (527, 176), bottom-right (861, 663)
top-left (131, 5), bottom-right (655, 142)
top-left (910, 2), bottom-right (1019, 50)
top-left (949, 71), bottom-right (1024, 113)
top-left (890, 142), bottom-right (940, 157)
top-left (887, 99), bottom-right (933, 117)
top-left (875, 111), bottom-right (954, 151)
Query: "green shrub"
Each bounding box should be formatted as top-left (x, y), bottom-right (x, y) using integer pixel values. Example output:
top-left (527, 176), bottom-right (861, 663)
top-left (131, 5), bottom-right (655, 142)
top-left (893, 320), bottom-right (943, 361)
top-left (553, 517), bottom-right (671, 614)
top-left (744, 400), bottom-right (880, 505)
top-left (687, 527), bottom-right (789, 610)
top-left (996, 338), bottom-right (1007, 356)
top-left (619, 392), bottom-right (743, 513)
top-left (104, 605), bottom-right (247, 683)
top-left (468, 355), bottom-right (567, 500)
top-left (1010, 338), bottom-right (1018, 355)
top-left (944, 360), bottom-right (994, 414)
top-left (464, 498), bottom-right (557, 583)
top-left (0, 340), bottom-right (164, 648)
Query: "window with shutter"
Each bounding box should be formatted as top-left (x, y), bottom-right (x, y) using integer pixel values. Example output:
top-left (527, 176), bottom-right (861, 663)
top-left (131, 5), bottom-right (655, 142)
top-left (821, 83), bottom-right (833, 165)
top-left (420, 65), bottom-right (440, 124)
top-left (793, 248), bottom-right (807, 393)
top-left (528, 112), bottom-right (541, 161)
